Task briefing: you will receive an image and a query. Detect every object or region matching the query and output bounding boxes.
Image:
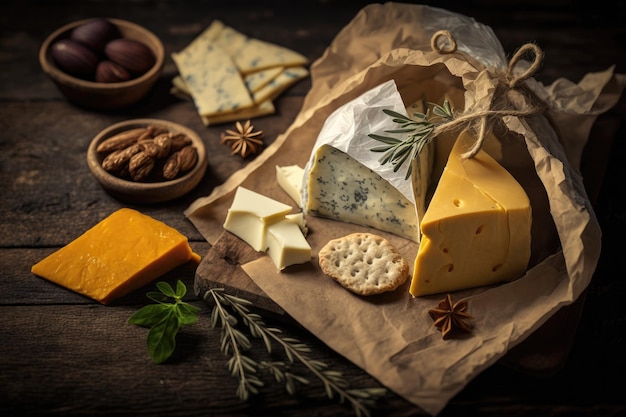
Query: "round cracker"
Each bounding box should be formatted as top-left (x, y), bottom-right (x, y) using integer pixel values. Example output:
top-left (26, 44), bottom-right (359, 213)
top-left (318, 232), bottom-right (409, 296)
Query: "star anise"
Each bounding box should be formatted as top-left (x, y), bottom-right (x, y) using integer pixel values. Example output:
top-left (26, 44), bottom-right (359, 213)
top-left (220, 120), bottom-right (264, 158)
top-left (428, 294), bottom-right (473, 339)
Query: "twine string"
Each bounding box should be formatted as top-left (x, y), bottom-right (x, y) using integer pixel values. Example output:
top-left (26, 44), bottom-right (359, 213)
top-left (429, 31), bottom-right (544, 158)
top-left (430, 30), bottom-right (457, 54)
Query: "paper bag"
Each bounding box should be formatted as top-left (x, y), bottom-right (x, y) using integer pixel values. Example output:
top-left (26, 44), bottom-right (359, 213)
top-left (185, 3), bottom-right (625, 415)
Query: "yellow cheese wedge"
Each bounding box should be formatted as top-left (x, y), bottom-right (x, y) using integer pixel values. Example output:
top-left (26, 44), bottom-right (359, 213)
top-left (31, 208), bottom-right (201, 304)
top-left (409, 131), bottom-right (531, 296)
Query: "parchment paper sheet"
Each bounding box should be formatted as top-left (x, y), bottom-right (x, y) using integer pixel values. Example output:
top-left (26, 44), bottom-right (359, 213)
top-left (185, 3), bottom-right (625, 415)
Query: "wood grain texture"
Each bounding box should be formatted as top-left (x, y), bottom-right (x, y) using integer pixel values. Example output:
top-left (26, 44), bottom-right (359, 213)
top-left (1, 1), bottom-right (625, 416)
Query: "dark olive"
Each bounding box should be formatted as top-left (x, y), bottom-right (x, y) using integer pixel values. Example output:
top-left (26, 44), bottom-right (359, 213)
top-left (104, 38), bottom-right (155, 75)
top-left (95, 60), bottom-right (132, 83)
top-left (50, 38), bottom-right (99, 78)
top-left (71, 18), bottom-right (119, 54)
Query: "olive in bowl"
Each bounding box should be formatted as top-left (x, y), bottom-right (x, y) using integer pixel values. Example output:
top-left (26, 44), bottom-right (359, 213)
top-left (39, 18), bottom-right (164, 110)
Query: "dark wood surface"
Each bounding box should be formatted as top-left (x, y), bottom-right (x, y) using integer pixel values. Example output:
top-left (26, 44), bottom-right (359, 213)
top-left (2, 1), bottom-right (626, 416)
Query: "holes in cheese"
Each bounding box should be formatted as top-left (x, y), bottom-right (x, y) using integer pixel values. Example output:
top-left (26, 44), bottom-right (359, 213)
top-left (31, 208), bottom-right (201, 304)
top-left (409, 131), bottom-right (532, 296)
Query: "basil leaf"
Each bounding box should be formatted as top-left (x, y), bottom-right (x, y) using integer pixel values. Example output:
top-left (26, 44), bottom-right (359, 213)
top-left (128, 304), bottom-right (173, 327)
top-left (129, 279), bottom-right (200, 364)
top-left (155, 281), bottom-right (176, 297)
top-left (147, 311), bottom-right (180, 364)
top-left (147, 291), bottom-right (173, 304)
top-left (175, 280), bottom-right (187, 298)
top-left (176, 303), bottom-right (201, 325)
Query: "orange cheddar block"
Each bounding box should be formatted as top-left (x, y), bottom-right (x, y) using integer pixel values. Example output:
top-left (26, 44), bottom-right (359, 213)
top-left (31, 208), bottom-right (201, 304)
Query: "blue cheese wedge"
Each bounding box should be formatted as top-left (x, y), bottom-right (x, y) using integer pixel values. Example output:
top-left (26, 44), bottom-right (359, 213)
top-left (305, 144), bottom-right (419, 242)
top-left (302, 80), bottom-right (433, 242)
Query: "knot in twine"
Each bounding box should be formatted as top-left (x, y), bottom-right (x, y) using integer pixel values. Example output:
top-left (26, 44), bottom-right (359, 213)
top-left (430, 30), bottom-right (545, 159)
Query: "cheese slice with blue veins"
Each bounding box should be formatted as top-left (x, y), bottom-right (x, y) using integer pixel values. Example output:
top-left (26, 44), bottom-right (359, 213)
top-left (245, 67), bottom-right (284, 93)
top-left (252, 66), bottom-right (309, 104)
top-left (232, 37), bottom-right (308, 74)
top-left (201, 100), bottom-right (275, 127)
top-left (172, 43), bottom-right (254, 117)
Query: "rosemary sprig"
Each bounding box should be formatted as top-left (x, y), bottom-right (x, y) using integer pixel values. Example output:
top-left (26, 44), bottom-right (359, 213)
top-left (369, 100), bottom-right (453, 179)
top-left (205, 288), bottom-right (387, 417)
top-left (207, 289), bottom-right (264, 400)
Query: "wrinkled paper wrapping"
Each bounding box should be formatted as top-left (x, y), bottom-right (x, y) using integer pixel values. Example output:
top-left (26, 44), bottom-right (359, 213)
top-left (185, 3), bottom-right (625, 415)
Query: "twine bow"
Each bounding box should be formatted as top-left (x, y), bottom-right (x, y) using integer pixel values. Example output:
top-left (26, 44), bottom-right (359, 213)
top-left (430, 30), bottom-right (545, 159)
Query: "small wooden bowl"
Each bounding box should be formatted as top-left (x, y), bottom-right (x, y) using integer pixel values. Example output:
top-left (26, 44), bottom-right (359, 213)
top-left (39, 18), bottom-right (164, 110)
top-left (87, 119), bottom-right (208, 204)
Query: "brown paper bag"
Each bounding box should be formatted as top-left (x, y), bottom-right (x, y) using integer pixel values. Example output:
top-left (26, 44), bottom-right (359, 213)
top-left (185, 3), bottom-right (625, 415)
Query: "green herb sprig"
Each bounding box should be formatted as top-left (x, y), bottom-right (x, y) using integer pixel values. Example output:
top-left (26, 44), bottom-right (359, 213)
top-left (369, 100), bottom-right (453, 179)
top-left (206, 288), bottom-right (387, 417)
top-left (128, 280), bottom-right (200, 364)
top-left (129, 283), bottom-right (387, 416)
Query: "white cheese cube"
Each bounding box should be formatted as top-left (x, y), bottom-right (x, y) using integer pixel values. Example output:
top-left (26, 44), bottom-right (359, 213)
top-left (223, 187), bottom-right (292, 251)
top-left (276, 165), bottom-right (305, 207)
top-left (266, 221), bottom-right (311, 270)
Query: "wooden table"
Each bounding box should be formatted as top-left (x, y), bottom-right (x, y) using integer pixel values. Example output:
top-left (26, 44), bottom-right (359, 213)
top-left (2, 1), bottom-right (625, 416)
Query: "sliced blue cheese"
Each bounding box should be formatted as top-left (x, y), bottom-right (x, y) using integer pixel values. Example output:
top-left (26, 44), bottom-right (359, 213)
top-left (212, 24), bottom-right (249, 55)
top-left (245, 67), bottom-right (284, 93)
top-left (252, 66), bottom-right (309, 104)
top-left (171, 20), bottom-right (308, 123)
top-left (201, 100), bottom-right (275, 127)
top-left (172, 43), bottom-right (253, 117)
top-left (232, 38), bottom-right (308, 75)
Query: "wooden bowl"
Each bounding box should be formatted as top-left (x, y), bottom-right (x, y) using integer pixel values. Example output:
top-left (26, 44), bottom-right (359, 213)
top-left (87, 119), bottom-right (208, 203)
top-left (39, 18), bottom-right (164, 110)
